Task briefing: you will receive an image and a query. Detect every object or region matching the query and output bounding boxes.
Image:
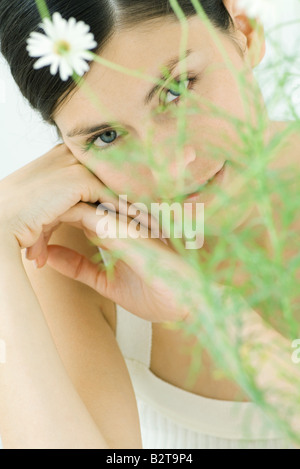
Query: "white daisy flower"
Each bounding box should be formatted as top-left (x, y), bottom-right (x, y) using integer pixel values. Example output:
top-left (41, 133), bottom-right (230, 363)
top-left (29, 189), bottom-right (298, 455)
top-left (238, 0), bottom-right (276, 24)
top-left (26, 12), bottom-right (97, 81)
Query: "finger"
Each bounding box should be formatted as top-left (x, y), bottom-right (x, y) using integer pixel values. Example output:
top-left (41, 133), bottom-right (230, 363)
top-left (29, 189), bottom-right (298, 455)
top-left (35, 231), bottom-right (54, 267)
top-left (101, 197), bottom-right (167, 243)
top-left (46, 244), bottom-right (110, 296)
top-left (25, 222), bottom-right (61, 267)
top-left (58, 202), bottom-right (160, 254)
top-left (25, 232), bottom-right (45, 260)
top-left (58, 202), bottom-right (181, 284)
top-left (57, 202), bottom-right (197, 323)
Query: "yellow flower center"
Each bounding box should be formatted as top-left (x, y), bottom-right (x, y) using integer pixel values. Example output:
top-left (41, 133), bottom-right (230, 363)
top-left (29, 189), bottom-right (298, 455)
top-left (54, 40), bottom-right (71, 55)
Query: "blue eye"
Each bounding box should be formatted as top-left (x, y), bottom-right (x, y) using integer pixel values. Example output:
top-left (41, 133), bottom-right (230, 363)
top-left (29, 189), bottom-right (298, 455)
top-left (161, 75), bottom-right (197, 106)
top-left (164, 79), bottom-right (189, 104)
top-left (84, 74), bottom-right (198, 153)
top-left (85, 128), bottom-right (125, 152)
top-left (92, 129), bottom-right (121, 148)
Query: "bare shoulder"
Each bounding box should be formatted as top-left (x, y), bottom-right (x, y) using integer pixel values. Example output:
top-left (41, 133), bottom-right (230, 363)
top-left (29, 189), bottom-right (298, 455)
top-left (21, 222), bottom-right (141, 448)
top-left (269, 121), bottom-right (300, 170)
top-left (265, 122), bottom-right (300, 330)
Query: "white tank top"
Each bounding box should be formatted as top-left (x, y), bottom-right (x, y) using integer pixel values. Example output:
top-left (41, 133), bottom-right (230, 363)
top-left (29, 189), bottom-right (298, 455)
top-left (115, 303), bottom-right (295, 449)
top-left (0, 298), bottom-right (293, 450)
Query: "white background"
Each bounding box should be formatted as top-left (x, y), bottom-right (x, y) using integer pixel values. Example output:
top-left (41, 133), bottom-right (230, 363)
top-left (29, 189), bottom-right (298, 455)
top-left (0, 1), bottom-right (300, 180)
top-left (0, 0), bottom-right (299, 451)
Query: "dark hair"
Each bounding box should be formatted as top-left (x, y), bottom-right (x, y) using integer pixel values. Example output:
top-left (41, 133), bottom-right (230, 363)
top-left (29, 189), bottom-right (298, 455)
top-left (0, 0), bottom-right (234, 128)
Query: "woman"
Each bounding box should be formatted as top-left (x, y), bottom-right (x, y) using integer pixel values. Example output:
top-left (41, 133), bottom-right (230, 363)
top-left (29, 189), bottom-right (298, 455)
top-left (0, 0), bottom-right (299, 449)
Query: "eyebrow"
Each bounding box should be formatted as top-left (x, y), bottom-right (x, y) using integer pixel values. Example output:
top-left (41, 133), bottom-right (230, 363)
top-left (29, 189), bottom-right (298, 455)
top-left (66, 49), bottom-right (193, 139)
top-left (144, 48), bottom-right (193, 106)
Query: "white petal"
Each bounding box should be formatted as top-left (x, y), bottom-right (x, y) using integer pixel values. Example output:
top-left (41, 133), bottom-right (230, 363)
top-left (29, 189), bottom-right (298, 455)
top-left (33, 54), bottom-right (56, 69)
top-left (27, 31), bottom-right (45, 41)
top-left (71, 57), bottom-right (90, 76)
top-left (26, 37), bottom-right (44, 47)
top-left (50, 56), bottom-right (60, 76)
top-left (41, 17), bottom-right (56, 38)
top-left (73, 37), bottom-right (97, 53)
top-left (52, 12), bottom-right (68, 32)
top-left (67, 17), bottom-right (77, 31)
top-left (59, 68), bottom-right (69, 81)
top-left (78, 50), bottom-right (94, 61)
top-left (26, 38), bottom-right (53, 57)
top-left (74, 21), bottom-right (90, 36)
top-left (27, 33), bottom-right (51, 47)
top-left (59, 59), bottom-right (73, 81)
top-left (80, 34), bottom-right (98, 50)
top-left (46, 12), bottom-right (67, 40)
top-left (76, 20), bottom-right (90, 32)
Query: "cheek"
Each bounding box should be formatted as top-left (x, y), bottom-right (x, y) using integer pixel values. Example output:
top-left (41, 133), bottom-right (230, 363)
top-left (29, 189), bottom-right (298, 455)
top-left (64, 144), bottom-right (128, 191)
top-left (86, 159), bottom-right (131, 190)
top-left (191, 70), bottom-right (252, 163)
top-left (202, 69), bottom-right (246, 118)
top-left (78, 155), bottom-right (155, 200)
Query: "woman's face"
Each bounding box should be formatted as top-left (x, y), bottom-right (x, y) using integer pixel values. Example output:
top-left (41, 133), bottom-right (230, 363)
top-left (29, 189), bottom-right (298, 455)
top-left (54, 14), bottom-right (267, 228)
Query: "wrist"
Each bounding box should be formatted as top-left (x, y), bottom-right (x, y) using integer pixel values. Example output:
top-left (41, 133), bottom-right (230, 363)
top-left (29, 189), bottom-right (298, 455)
top-left (0, 229), bottom-right (21, 258)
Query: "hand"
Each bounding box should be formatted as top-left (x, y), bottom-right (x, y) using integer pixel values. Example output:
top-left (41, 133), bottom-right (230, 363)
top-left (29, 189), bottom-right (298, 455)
top-left (44, 202), bottom-right (202, 323)
top-left (0, 143), bottom-right (153, 260)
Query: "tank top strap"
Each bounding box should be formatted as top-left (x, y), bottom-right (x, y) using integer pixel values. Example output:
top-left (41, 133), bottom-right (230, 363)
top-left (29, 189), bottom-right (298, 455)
top-left (115, 303), bottom-right (152, 369)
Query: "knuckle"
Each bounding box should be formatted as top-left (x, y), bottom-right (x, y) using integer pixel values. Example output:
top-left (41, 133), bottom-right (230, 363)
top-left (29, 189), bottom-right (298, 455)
top-left (50, 143), bottom-right (78, 165)
top-left (71, 163), bottom-right (87, 178)
top-left (63, 163), bottom-right (85, 184)
top-left (73, 255), bottom-right (85, 281)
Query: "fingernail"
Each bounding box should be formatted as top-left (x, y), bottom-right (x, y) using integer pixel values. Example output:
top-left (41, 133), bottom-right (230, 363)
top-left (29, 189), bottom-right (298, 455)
top-left (33, 260), bottom-right (38, 269)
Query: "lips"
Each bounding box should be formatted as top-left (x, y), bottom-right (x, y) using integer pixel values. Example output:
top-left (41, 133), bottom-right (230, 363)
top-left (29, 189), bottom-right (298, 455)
top-left (184, 161), bottom-right (227, 199)
top-left (156, 161), bottom-right (227, 203)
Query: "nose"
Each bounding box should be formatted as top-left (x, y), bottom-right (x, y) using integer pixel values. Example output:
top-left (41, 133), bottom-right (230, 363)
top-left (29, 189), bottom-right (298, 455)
top-left (148, 144), bottom-right (197, 193)
top-left (168, 145), bottom-right (197, 179)
top-left (149, 144), bottom-right (197, 184)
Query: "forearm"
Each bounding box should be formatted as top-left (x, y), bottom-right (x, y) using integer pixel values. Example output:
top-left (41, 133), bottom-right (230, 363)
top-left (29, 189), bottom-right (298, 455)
top-left (216, 287), bottom-right (300, 441)
top-left (240, 312), bottom-right (300, 436)
top-left (0, 235), bottom-right (108, 449)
